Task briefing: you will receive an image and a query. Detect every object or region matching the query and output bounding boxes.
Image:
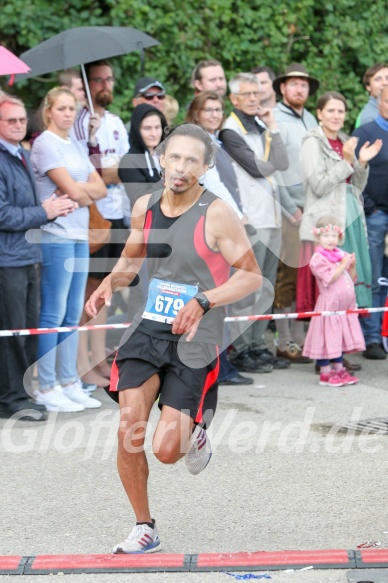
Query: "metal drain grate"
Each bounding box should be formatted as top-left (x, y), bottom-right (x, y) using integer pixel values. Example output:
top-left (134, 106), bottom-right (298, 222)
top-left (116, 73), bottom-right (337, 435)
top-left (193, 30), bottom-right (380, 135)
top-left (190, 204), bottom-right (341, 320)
top-left (312, 418), bottom-right (388, 435)
top-left (339, 418), bottom-right (388, 434)
top-left (347, 568), bottom-right (388, 582)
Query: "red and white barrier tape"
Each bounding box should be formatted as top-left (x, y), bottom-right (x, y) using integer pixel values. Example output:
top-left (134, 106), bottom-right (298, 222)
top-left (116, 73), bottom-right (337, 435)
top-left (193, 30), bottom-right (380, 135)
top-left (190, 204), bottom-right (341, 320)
top-left (224, 307), bottom-right (388, 322)
top-left (0, 323), bottom-right (130, 338)
top-left (0, 307), bottom-right (387, 338)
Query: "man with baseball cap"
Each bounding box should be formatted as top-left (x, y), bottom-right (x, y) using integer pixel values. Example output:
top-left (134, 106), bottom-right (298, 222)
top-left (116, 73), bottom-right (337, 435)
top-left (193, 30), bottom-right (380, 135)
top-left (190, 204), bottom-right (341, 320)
top-left (271, 63), bottom-right (319, 363)
top-left (132, 77), bottom-right (166, 113)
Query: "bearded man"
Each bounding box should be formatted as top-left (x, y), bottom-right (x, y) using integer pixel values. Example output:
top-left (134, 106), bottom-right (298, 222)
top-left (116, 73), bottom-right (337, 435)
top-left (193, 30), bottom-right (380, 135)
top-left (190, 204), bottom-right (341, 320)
top-left (70, 60), bottom-right (130, 388)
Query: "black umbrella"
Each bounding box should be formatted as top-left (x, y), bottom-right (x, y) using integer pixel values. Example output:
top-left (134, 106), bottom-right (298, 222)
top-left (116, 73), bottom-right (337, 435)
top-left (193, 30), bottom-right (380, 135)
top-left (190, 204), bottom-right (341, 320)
top-left (16, 26), bottom-right (159, 112)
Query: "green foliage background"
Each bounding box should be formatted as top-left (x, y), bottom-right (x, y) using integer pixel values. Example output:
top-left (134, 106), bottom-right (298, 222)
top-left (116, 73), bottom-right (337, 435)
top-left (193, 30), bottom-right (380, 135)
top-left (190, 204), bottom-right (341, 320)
top-left (1, 0), bottom-right (387, 128)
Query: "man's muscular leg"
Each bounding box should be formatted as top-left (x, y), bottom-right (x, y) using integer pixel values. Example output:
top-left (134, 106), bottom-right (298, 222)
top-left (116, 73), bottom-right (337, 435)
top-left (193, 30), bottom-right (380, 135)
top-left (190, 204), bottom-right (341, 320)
top-left (152, 405), bottom-right (195, 464)
top-left (117, 374), bottom-right (160, 523)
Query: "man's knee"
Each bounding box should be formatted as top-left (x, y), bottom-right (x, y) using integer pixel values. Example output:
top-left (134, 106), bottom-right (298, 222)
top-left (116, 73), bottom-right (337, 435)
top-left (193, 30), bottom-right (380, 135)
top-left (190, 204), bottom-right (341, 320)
top-left (118, 412), bottom-right (148, 454)
top-left (153, 439), bottom-right (182, 465)
top-left (152, 418), bottom-right (189, 464)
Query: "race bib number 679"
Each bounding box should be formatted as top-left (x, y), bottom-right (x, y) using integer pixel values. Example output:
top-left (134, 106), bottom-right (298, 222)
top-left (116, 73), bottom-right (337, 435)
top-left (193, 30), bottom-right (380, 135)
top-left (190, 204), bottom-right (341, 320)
top-left (142, 278), bottom-right (198, 324)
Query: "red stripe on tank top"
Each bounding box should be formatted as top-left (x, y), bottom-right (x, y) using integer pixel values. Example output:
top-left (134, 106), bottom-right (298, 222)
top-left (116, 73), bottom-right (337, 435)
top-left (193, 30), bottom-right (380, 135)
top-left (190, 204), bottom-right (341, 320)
top-left (193, 215), bottom-right (229, 287)
top-left (195, 348), bottom-right (220, 425)
top-left (144, 209), bottom-right (153, 245)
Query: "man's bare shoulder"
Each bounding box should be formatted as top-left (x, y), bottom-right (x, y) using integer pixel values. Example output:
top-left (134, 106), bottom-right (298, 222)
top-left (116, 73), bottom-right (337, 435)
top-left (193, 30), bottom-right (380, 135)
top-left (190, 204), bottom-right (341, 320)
top-left (208, 196), bottom-right (242, 224)
top-left (131, 193), bottom-right (153, 216)
top-left (207, 197), bottom-right (244, 240)
top-left (130, 193), bottom-right (155, 229)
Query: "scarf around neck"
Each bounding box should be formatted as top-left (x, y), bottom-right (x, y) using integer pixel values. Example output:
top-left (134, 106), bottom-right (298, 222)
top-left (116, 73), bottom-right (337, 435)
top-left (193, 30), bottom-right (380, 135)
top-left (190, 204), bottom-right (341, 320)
top-left (316, 245), bottom-right (345, 263)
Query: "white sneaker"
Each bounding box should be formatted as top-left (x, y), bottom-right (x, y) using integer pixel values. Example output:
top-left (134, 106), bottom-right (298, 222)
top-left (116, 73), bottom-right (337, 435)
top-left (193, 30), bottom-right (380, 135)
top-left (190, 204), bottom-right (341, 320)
top-left (35, 387), bottom-right (85, 412)
top-left (82, 382), bottom-right (98, 394)
top-left (63, 380), bottom-right (101, 409)
top-left (113, 521), bottom-right (161, 554)
top-left (185, 425), bottom-right (212, 475)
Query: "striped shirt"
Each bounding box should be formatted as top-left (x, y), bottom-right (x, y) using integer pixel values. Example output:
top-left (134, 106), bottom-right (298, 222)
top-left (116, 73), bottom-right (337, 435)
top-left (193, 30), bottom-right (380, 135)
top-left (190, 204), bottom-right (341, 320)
top-left (31, 130), bottom-right (94, 240)
top-left (70, 107), bottom-right (129, 220)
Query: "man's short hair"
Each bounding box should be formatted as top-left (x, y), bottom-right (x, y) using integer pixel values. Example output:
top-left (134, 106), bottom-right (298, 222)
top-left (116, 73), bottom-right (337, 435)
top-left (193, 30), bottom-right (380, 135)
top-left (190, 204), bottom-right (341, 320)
top-left (58, 68), bottom-right (81, 88)
top-left (251, 66), bottom-right (276, 81)
top-left (0, 93), bottom-right (25, 115)
top-left (191, 59), bottom-right (223, 86)
top-left (85, 59), bottom-right (113, 81)
top-left (157, 123), bottom-right (215, 167)
top-left (229, 73), bottom-right (260, 95)
top-left (363, 63), bottom-right (388, 89)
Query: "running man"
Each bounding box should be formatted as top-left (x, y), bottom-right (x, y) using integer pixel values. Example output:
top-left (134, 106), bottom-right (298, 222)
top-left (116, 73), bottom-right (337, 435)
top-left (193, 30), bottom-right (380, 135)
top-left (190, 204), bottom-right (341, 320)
top-left (85, 124), bottom-right (262, 554)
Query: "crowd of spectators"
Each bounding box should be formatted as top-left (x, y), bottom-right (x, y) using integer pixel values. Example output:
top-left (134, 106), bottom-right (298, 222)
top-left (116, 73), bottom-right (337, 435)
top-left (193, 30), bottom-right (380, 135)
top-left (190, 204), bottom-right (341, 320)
top-left (0, 58), bottom-right (387, 420)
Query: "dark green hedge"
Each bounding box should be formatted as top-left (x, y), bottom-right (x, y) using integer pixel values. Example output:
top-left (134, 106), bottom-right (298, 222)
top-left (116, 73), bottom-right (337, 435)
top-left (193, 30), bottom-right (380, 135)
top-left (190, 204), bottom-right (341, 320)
top-left (1, 0), bottom-right (387, 129)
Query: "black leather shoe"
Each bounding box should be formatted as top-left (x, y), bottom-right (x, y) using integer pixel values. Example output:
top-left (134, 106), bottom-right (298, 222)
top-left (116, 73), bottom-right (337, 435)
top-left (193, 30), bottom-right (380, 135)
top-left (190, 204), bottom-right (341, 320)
top-left (250, 348), bottom-right (290, 369)
top-left (230, 350), bottom-right (273, 373)
top-left (343, 358), bottom-right (362, 372)
top-left (363, 343), bottom-right (386, 360)
top-left (0, 401), bottom-right (48, 422)
top-left (29, 401), bottom-right (47, 412)
top-left (219, 373), bottom-right (254, 385)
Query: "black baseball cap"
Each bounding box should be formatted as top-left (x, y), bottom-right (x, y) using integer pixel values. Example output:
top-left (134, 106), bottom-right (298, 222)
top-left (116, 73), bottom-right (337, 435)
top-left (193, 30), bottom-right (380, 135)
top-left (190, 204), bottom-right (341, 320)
top-left (133, 76), bottom-right (165, 97)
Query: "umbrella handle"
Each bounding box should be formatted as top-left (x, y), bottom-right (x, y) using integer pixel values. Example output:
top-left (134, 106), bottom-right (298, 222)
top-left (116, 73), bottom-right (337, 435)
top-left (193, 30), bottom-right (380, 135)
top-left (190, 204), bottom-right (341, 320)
top-left (81, 63), bottom-right (94, 115)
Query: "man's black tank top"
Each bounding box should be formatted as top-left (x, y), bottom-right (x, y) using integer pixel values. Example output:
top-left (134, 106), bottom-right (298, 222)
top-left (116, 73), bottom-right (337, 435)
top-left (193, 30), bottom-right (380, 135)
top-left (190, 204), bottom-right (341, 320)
top-left (133, 188), bottom-right (230, 345)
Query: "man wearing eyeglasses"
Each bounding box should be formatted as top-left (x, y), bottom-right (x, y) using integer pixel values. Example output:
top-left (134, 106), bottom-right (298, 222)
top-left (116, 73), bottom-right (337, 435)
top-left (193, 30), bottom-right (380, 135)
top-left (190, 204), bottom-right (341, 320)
top-left (220, 72), bottom-right (290, 373)
top-left (71, 59), bottom-right (130, 388)
top-left (132, 77), bottom-right (166, 113)
top-left (71, 59), bottom-right (129, 181)
top-left (0, 94), bottom-right (76, 421)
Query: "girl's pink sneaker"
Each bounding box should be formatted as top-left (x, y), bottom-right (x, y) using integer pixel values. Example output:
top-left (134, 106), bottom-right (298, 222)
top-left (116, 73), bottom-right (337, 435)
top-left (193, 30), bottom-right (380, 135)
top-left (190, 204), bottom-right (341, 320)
top-left (319, 370), bottom-right (344, 387)
top-left (336, 367), bottom-right (359, 385)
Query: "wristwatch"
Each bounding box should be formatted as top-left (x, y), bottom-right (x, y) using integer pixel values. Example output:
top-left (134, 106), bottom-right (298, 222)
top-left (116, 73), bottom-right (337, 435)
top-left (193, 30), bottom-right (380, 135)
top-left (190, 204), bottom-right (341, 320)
top-left (194, 292), bottom-right (212, 314)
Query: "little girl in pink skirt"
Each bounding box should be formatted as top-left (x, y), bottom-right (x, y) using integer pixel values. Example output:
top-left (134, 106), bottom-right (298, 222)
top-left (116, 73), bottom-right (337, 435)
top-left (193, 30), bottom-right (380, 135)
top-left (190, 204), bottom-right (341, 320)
top-left (302, 215), bottom-right (365, 386)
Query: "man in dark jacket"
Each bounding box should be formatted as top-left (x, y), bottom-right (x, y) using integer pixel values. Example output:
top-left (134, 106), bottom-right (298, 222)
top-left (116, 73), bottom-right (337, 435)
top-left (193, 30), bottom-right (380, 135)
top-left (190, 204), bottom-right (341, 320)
top-left (353, 87), bottom-right (388, 360)
top-left (0, 94), bottom-right (75, 420)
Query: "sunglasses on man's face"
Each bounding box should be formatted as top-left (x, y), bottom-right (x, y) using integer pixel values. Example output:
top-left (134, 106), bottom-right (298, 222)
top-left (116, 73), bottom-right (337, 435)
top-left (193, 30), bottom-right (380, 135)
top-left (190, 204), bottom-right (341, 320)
top-left (142, 92), bottom-right (166, 101)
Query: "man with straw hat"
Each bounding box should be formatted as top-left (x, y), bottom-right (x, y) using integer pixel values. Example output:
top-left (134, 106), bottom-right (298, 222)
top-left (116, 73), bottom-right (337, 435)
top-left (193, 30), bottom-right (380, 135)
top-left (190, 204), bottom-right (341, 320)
top-left (271, 63), bottom-right (319, 364)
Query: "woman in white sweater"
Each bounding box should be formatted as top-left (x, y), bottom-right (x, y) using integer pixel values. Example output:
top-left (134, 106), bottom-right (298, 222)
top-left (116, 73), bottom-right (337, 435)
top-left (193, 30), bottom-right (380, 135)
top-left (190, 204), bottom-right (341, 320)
top-left (31, 87), bottom-right (106, 412)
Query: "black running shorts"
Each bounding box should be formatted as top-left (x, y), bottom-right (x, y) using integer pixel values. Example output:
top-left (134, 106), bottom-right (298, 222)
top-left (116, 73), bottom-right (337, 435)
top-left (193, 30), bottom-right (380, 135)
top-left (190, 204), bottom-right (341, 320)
top-left (108, 329), bottom-right (219, 427)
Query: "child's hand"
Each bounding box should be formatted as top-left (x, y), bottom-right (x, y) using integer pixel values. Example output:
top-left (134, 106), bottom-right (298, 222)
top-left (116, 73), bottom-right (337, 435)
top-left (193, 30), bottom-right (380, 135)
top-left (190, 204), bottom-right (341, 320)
top-left (348, 252), bottom-right (356, 267)
top-left (340, 254), bottom-right (352, 268)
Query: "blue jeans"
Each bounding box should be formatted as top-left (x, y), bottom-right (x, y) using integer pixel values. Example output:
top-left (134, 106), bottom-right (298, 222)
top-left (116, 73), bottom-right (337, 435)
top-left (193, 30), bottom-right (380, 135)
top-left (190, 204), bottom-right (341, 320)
top-left (37, 232), bottom-right (89, 390)
top-left (361, 210), bottom-right (388, 345)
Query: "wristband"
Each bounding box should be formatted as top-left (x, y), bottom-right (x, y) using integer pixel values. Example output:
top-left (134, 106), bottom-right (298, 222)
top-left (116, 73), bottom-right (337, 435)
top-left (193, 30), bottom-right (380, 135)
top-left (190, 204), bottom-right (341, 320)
top-left (194, 292), bottom-right (212, 314)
